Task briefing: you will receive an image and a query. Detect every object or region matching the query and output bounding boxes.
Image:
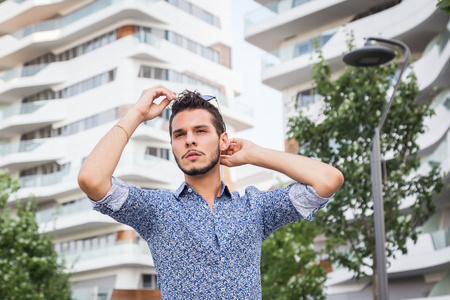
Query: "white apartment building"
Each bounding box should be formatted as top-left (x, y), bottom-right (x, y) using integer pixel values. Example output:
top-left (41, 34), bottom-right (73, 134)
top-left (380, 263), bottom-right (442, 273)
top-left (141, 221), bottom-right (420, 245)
top-left (245, 0), bottom-right (450, 299)
top-left (0, 0), bottom-right (255, 298)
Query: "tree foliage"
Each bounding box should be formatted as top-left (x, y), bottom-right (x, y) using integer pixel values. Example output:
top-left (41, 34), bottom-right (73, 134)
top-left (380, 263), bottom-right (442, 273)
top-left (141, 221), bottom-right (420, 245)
top-left (287, 40), bottom-right (445, 299)
top-left (261, 216), bottom-right (327, 300)
top-left (0, 169), bottom-right (72, 300)
top-left (437, 0), bottom-right (450, 13)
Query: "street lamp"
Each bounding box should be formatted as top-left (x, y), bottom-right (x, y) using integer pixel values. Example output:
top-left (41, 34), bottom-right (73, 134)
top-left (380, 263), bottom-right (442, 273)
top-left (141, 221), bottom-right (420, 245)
top-left (343, 37), bottom-right (411, 300)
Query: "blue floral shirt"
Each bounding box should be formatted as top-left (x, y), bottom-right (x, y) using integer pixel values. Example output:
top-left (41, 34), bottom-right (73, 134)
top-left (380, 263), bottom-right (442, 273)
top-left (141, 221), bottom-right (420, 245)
top-left (91, 177), bottom-right (330, 299)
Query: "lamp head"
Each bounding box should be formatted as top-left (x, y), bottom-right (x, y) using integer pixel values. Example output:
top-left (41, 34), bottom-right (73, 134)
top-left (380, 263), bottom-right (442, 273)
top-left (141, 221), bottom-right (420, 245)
top-left (343, 44), bottom-right (396, 67)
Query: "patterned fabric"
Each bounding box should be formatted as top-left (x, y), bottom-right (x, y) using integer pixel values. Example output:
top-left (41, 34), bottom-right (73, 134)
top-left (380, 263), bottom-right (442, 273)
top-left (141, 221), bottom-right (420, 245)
top-left (91, 177), bottom-right (330, 299)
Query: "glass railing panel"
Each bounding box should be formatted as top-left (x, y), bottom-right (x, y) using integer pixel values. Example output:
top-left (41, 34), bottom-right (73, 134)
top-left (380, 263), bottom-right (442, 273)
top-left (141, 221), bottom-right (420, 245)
top-left (18, 167), bottom-right (75, 188)
top-left (245, 0), bottom-right (314, 27)
top-left (134, 31), bottom-right (162, 49)
top-left (423, 21), bottom-right (450, 56)
top-left (60, 241), bottom-right (151, 265)
top-left (36, 198), bottom-right (93, 223)
top-left (261, 30), bottom-right (336, 70)
top-left (118, 151), bottom-right (164, 168)
top-left (421, 135), bottom-right (447, 168)
top-left (72, 287), bottom-right (113, 300)
top-left (10, 0), bottom-right (161, 39)
top-left (143, 116), bottom-right (164, 130)
top-left (0, 64), bottom-right (48, 82)
top-left (0, 139), bottom-right (47, 156)
top-left (0, 101), bottom-right (49, 120)
top-left (430, 227), bottom-right (450, 250)
top-left (430, 89), bottom-right (450, 110)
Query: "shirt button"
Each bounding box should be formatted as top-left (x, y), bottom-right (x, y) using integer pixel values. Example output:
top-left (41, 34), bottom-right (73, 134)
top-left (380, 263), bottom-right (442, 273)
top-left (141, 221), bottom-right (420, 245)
top-left (220, 257), bottom-right (225, 262)
top-left (188, 188), bottom-right (192, 193)
top-left (220, 287), bottom-right (226, 292)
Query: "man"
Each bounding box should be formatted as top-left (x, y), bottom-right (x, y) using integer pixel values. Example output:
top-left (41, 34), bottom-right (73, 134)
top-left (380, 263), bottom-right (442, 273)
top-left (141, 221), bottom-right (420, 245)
top-left (78, 85), bottom-right (344, 299)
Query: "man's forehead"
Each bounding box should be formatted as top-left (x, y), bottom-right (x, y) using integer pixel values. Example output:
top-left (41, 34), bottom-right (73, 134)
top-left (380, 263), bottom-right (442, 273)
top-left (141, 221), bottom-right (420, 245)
top-left (171, 109), bottom-right (214, 131)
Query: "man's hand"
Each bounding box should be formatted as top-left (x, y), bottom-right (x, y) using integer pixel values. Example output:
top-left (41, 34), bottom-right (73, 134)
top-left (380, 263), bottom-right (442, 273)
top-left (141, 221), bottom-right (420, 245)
top-left (220, 138), bottom-right (344, 197)
top-left (220, 138), bottom-right (257, 167)
top-left (134, 85), bottom-right (177, 122)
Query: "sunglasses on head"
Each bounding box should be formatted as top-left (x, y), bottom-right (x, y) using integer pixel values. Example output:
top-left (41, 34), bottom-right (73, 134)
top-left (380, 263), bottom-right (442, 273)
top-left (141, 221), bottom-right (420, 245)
top-left (168, 94), bottom-right (219, 110)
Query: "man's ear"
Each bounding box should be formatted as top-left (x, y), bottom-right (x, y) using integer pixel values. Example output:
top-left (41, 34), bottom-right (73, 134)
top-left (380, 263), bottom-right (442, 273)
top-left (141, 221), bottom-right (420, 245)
top-left (219, 132), bottom-right (230, 151)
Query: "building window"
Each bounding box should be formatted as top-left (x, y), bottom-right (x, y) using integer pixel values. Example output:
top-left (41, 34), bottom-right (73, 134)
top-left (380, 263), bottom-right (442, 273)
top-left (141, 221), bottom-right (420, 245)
top-left (138, 66), bottom-right (221, 96)
top-left (142, 274), bottom-right (158, 289)
top-left (296, 89), bottom-right (323, 107)
top-left (165, 0), bottom-right (220, 28)
top-left (25, 30), bottom-right (118, 67)
top-left (145, 147), bottom-right (170, 160)
top-left (23, 69), bottom-right (116, 103)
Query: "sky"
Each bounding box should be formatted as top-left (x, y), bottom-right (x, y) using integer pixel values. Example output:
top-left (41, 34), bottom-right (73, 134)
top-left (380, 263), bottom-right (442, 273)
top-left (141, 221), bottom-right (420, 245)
top-left (230, 0), bottom-right (285, 152)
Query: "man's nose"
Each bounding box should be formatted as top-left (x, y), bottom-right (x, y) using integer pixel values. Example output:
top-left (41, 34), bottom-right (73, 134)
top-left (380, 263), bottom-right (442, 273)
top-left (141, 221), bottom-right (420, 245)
top-left (185, 132), bottom-right (197, 146)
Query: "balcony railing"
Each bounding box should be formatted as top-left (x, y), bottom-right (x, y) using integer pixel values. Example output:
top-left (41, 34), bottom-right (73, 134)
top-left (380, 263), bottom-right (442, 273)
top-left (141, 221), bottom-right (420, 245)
top-left (18, 152), bottom-right (167, 189)
top-left (35, 198), bottom-right (92, 223)
top-left (0, 138), bottom-right (47, 156)
top-left (422, 134), bottom-right (447, 168)
top-left (0, 64), bottom-right (48, 82)
top-left (72, 287), bottom-right (113, 300)
top-left (423, 21), bottom-right (450, 56)
top-left (59, 240), bottom-right (152, 266)
top-left (18, 166), bottom-right (74, 188)
top-left (0, 100), bottom-right (49, 120)
top-left (245, 0), bottom-right (314, 27)
top-left (10, 0), bottom-right (159, 39)
top-left (430, 227), bottom-right (450, 250)
top-left (261, 29), bottom-right (336, 70)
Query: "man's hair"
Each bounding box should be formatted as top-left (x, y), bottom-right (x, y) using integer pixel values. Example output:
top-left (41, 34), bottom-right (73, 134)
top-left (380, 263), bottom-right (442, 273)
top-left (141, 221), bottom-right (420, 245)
top-left (169, 90), bottom-right (226, 138)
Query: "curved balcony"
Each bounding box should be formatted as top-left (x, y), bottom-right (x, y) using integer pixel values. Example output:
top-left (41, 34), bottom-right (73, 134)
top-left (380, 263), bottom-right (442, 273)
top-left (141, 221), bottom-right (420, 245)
top-left (13, 150), bottom-right (182, 202)
top-left (416, 89), bottom-right (450, 154)
top-left (115, 150), bottom-right (183, 187)
top-left (245, 0), bottom-right (398, 52)
top-left (59, 239), bottom-right (154, 273)
top-left (0, 137), bottom-right (66, 171)
top-left (0, 99), bottom-right (66, 138)
top-left (36, 198), bottom-right (117, 236)
top-left (0, 61), bottom-right (66, 102)
top-left (0, 0), bottom-right (80, 35)
top-left (327, 227), bottom-right (450, 290)
top-left (260, 0), bottom-right (449, 90)
top-left (414, 23), bottom-right (450, 95)
top-left (0, 0), bottom-right (223, 68)
top-left (261, 28), bottom-right (337, 70)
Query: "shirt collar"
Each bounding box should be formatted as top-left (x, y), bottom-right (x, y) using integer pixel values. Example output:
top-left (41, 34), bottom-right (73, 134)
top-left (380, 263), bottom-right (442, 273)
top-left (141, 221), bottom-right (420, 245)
top-left (174, 181), bottom-right (232, 199)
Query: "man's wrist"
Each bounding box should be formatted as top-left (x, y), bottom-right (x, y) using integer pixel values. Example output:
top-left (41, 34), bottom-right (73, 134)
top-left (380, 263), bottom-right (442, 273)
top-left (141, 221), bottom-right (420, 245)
top-left (127, 106), bottom-right (147, 124)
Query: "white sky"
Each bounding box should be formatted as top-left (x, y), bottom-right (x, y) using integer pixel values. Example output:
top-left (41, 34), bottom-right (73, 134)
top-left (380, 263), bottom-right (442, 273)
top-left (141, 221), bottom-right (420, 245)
top-left (230, 0), bottom-right (285, 152)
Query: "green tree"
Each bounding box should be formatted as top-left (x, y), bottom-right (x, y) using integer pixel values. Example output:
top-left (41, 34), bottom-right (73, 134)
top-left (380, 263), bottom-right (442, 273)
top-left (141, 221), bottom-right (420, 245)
top-left (437, 0), bottom-right (450, 13)
top-left (0, 169), bottom-right (72, 300)
top-left (261, 217), bottom-right (327, 300)
top-left (287, 42), bottom-right (445, 300)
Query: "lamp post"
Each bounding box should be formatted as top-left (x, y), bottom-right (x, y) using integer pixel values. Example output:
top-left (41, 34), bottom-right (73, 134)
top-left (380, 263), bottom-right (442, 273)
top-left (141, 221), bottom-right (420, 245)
top-left (343, 37), bottom-right (410, 300)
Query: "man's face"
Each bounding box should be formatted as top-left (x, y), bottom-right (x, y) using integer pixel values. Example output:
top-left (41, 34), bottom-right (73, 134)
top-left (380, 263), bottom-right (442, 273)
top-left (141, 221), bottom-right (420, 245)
top-left (171, 109), bottom-right (225, 176)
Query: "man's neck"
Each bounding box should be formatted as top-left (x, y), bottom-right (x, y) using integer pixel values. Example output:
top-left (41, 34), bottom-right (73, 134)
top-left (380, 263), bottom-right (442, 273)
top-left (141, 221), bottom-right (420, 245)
top-left (184, 167), bottom-right (222, 205)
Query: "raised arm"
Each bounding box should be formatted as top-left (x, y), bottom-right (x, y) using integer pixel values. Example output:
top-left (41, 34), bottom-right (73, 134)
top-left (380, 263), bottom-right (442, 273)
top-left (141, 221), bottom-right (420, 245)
top-left (220, 138), bottom-right (344, 198)
top-left (78, 85), bottom-right (177, 201)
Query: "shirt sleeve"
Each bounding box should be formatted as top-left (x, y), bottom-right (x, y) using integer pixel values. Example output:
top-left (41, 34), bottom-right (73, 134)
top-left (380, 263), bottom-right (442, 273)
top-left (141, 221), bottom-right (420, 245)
top-left (256, 182), bottom-right (330, 240)
top-left (288, 182), bottom-right (330, 221)
top-left (89, 176), bottom-right (130, 212)
top-left (88, 176), bottom-right (158, 240)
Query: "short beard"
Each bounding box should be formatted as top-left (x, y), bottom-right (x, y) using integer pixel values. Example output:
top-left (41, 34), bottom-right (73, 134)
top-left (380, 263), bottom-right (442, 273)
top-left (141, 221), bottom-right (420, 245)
top-left (175, 146), bottom-right (220, 176)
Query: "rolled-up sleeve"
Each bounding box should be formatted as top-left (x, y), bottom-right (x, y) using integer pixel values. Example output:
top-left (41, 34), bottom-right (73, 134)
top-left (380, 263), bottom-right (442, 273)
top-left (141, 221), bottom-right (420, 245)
top-left (89, 176), bottom-right (130, 212)
top-left (288, 183), bottom-right (330, 221)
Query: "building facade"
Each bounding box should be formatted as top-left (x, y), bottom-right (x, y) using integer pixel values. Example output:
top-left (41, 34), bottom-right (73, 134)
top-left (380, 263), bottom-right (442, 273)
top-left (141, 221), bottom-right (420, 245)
top-left (0, 0), bottom-right (254, 298)
top-left (245, 0), bottom-right (450, 299)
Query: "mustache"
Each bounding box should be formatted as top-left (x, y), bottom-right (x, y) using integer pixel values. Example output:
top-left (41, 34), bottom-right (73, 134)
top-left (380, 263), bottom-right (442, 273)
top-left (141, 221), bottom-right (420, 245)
top-left (182, 149), bottom-right (205, 159)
